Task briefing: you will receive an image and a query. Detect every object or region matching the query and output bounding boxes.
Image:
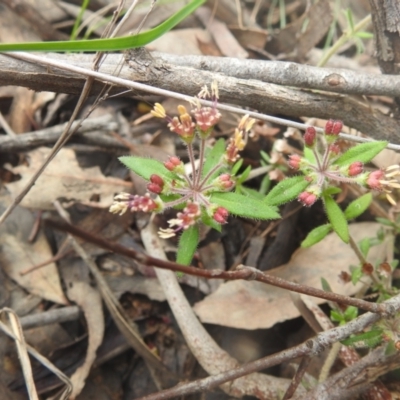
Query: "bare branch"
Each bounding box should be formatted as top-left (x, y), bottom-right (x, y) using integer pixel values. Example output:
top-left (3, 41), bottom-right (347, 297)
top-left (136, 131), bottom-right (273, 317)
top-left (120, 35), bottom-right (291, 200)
top-left (44, 219), bottom-right (388, 315)
top-left (0, 52), bottom-right (399, 143)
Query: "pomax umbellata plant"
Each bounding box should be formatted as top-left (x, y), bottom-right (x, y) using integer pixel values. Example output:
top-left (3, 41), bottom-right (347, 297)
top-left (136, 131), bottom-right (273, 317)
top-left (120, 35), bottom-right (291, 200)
top-left (110, 82), bottom-right (400, 264)
top-left (109, 82), bottom-right (279, 265)
top-left (264, 119), bottom-right (400, 246)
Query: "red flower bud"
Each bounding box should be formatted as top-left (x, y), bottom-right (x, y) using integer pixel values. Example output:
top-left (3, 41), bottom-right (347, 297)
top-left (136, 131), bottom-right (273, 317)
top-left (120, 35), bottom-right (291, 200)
top-left (147, 183), bottom-right (163, 194)
top-left (164, 161), bottom-right (175, 171)
top-left (304, 126), bottom-right (316, 147)
top-left (288, 154), bottom-right (302, 170)
top-left (328, 144), bottom-right (341, 155)
top-left (348, 161), bottom-right (363, 176)
top-left (298, 191), bottom-right (318, 207)
top-left (325, 119), bottom-right (343, 135)
top-left (164, 156), bottom-right (181, 171)
top-left (150, 174), bottom-right (164, 187)
top-left (213, 207), bottom-right (229, 224)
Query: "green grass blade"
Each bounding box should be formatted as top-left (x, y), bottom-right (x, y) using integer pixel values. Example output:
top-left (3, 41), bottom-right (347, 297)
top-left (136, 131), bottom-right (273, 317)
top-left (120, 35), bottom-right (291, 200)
top-left (0, 0), bottom-right (205, 52)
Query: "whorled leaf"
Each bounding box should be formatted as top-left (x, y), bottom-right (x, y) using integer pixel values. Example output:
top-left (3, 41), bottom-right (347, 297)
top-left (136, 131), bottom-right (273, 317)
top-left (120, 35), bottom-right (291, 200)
top-left (323, 194), bottom-right (349, 243)
top-left (176, 225), bottom-right (199, 266)
top-left (264, 175), bottom-right (310, 206)
top-left (210, 192), bottom-right (280, 220)
top-left (119, 156), bottom-right (175, 182)
top-left (332, 141), bottom-right (387, 167)
top-left (344, 193), bottom-right (372, 220)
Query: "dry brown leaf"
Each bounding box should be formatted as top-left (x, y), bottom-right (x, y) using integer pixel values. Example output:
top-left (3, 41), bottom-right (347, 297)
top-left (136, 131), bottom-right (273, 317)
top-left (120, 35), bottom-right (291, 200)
top-left (147, 28), bottom-right (212, 55)
top-left (5, 147), bottom-right (131, 210)
top-left (194, 222), bottom-right (388, 330)
top-left (67, 282), bottom-right (104, 399)
top-left (0, 202), bottom-right (67, 305)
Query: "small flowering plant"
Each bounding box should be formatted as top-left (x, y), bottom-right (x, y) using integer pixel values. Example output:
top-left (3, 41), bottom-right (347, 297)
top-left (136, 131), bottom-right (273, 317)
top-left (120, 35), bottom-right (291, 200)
top-left (264, 119), bottom-right (400, 245)
top-left (110, 83), bottom-right (279, 265)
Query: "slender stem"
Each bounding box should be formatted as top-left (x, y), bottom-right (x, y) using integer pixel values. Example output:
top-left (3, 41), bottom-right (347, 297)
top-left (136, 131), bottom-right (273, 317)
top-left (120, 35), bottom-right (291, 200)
top-left (320, 144), bottom-right (331, 170)
top-left (198, 162), bottom-right (224, 190)
top-left (348, 233), bottom-right (384, 289)
top-left (317, 14), bottom-right (372, 67)
top-left (195, 138), bottom-right (206, 187)
top-left (187, 143), bottom-right (197, 184)
top-left (348, 233), bottom-right (367, 264)
top-left (312, 147), bottom-right (323, 171)
top-left (163, 193), bottom-right (192, 208)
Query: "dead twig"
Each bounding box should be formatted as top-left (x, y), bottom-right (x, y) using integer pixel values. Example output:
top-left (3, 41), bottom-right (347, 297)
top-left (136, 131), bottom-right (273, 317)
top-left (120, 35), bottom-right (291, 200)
top-left (1, 52), bottom-right (400, 147)
top-left (44, 218), bottom-right (389, 315)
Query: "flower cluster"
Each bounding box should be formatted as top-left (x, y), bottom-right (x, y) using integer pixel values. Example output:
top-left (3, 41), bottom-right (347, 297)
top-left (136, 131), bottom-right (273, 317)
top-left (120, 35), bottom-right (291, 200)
top-left (110, 82), bottom-right (256, 238)
top-left (288, 120), bottom-right (400, 206)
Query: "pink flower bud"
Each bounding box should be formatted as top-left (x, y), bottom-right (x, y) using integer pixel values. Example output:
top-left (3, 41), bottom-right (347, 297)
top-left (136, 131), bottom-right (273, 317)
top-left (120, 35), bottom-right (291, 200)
top-left (328, 144), bottom-right (341, 155)
top-left (147, 183), bottom-right (162, 194)
top-left (213, 207), bottom-right (229, 224)
top-left (164, 156), bottom-right (182, 171)
top-left (164, 161), bottom-right (175, 171)
top-left (304, 126), bottom-right (316, 147)
top-left (170, 156), bottom-right (181, 166)
top-left (288, 154), bottom-right (302, 170)
top-left (298, 191), bottom-right (318, 207)
top-left (348, 161), bottom-right (363, 176)
top-left (325, 119), bottom-right (343, 135)
top-left (150, 174), bottom-right (164, 187)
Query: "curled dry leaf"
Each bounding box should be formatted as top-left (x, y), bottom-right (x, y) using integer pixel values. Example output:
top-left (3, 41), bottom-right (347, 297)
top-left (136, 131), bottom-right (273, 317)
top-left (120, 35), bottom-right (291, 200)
top-left (5, 147), bottom-right (131, 210)
top-left (194, 222), bottom-right (389, 330)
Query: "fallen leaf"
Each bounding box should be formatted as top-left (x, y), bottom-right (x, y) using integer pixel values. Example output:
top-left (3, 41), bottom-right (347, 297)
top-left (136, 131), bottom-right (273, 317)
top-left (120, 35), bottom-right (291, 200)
top-left (5, 147), bottom-right (131, 210)
top-left (0, 201), bottom-right (67, 305)
top-left (68, 282), bottom-right (104, 399)
top-left (194, 222), bottom-right (388, 329)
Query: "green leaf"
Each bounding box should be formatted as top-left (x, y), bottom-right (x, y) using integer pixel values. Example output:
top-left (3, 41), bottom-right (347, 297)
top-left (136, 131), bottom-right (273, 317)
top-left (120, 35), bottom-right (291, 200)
top-left (322, 194), bottom-right (349, 243)
top-left (351, 266), bottom-right (362, 285)
top-left (176, 225), bottom-right (199, 265)
top-left (344, 193), bottom-right (372, 220)
top-left (359, 237), bottom-right (371, 257)
top-left (0, 0), bottom-right (206, 52)
top-left (119, 156), bottom-right (175, 182)
top-left (330, 310), bottom-right (343, 323)
top-left (210, 192), bottom-right (280, 220)
top-left (236, 165), bottom-right (252, 185)
top-left (376, 217), bottom-right (395, 228)
top-left (259, 174), bottom-right (271, 195)
top-left (341, 330), bottom-right (382, 347)
top-left (201, 138), bottom-right (226, 181)
top-left (264, 176), bottom-right (310, 206)
top-left (301, 224), bottom-right (332, 247)
top-left (332, 141), bottom-right (387, 167)
top-left (237, 186), bottom-right (264, 200)
top-left (303, 146), bottom-right (316, 164)
top-left (260, 150), bottom-right (270, 163)
top-left (343, 306), bottom-right (358, 320)
top-left (321, 277), bottom-right (333, 292)
top-left (231, 159), bottom-right (243, 175)
top-left (324, 186), bottom-right (342, 196)
top-left (344, 8), bottom-right (355, 31)
top-left (355, 31), bottom-right (374, 39)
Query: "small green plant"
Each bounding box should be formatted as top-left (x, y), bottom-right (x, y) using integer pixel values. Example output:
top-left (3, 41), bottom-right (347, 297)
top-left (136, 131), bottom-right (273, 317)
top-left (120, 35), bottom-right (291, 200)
top-left (264, 120), bottom-right (399, 244)
top-left (110, 83), bottom-right (279, 265)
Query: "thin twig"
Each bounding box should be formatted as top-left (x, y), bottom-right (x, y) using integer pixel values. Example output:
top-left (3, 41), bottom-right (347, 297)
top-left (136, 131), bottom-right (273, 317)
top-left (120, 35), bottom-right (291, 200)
top-left (136, 293), bottom-right (400, 400)
top-left (44, 218), bottom-right (388, 314)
